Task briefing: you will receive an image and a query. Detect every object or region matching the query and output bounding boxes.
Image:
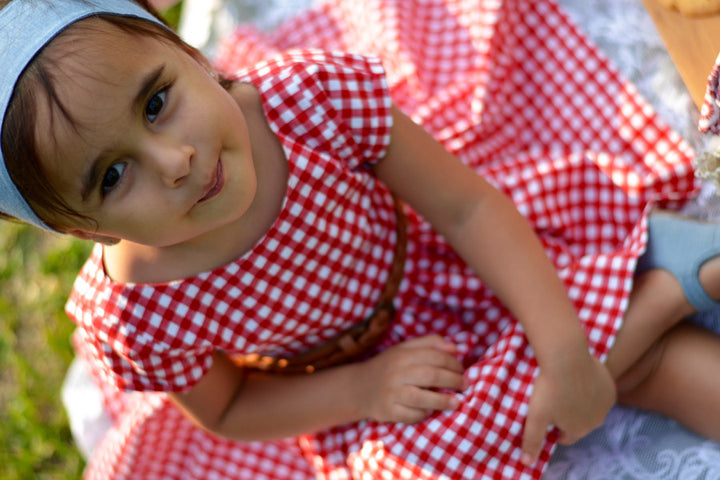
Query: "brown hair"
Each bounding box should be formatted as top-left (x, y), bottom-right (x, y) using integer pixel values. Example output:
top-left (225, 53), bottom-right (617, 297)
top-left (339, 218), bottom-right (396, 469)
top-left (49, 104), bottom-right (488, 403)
top-left (0, 0), bottom-right (227, 231)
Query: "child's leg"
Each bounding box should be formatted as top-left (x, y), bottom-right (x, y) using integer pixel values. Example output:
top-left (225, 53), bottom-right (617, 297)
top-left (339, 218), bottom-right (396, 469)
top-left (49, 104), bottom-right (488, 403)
top-left (602, 259), bottom-right (720, 442)
top-left (605, 225), bottom-right (720, 379)
top-left (616, 322), bottom-right (720, 443)
top-left (604, 269), bottom-right (691, 379)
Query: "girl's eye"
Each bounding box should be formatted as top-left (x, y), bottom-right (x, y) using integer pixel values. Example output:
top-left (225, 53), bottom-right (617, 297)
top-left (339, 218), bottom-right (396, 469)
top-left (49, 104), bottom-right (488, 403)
top-left (145, 89), bottom-right (167, 123)
top-left (101, 163), bottom-right (126, 194)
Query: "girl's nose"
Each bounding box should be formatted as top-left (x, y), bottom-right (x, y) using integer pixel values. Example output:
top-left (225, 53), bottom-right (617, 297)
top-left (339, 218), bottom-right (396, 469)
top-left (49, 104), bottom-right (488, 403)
top-left (146, 137), bottom-right (194, 187)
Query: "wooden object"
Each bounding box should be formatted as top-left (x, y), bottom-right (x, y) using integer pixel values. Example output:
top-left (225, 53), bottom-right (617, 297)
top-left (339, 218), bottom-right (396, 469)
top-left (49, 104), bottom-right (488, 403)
top-left (641, 0), bottom-right (720, 108)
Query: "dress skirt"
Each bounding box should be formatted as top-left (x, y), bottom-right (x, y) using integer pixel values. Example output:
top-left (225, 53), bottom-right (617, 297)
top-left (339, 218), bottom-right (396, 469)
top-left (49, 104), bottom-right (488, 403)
top-left (72, 1), bottom-right (698, 479)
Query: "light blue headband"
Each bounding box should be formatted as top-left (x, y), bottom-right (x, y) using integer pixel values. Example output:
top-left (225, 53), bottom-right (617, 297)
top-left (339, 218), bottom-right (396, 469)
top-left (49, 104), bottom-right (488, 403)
top-left (0, 0), bottom-right (165, 230)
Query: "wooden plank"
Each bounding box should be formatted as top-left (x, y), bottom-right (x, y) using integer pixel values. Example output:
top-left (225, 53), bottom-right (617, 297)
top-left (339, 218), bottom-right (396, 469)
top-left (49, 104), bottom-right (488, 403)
top-left (640, 0), bottom-right (720, 108)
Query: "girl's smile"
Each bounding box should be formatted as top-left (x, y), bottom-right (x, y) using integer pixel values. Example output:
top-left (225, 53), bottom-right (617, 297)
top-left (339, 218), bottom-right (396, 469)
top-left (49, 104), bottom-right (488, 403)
top-left (198, 160), bottom-right (225, 204)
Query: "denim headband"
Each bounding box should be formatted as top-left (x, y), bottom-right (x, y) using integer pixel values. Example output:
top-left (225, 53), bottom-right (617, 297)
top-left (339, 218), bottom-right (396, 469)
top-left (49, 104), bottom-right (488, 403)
top-left (0, 0), bottom-right (165, 230)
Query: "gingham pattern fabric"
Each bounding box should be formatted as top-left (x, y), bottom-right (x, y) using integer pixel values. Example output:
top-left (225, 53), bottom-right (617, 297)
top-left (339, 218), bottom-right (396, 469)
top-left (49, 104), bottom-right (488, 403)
top-left (67, 0), bottom-right (699, 479)
top-left (700, 51), bottom-right (720, 134)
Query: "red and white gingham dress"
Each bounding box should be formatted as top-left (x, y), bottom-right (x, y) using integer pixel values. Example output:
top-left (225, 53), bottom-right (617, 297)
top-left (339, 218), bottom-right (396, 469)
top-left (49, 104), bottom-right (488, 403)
top-left (67, 0), bottom-right (699, 479)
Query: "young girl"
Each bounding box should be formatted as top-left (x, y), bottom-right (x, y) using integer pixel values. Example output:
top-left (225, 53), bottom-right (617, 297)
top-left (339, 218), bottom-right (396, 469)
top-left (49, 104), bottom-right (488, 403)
top-left (4, 0), bottom-right (720, 478)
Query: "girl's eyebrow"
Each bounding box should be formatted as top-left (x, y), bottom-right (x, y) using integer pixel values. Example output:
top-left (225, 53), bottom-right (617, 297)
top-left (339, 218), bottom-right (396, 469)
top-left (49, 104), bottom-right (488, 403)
top-left (80, 64), bottom-right (166, 201)
top-left (133, 64), bottom-right (166, 112)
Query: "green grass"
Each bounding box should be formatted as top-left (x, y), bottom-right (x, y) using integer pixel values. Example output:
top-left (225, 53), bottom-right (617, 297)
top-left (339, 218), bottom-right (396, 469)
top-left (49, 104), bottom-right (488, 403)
top-left (0, 223), bottom-right (92, 480)
top-left (161, 2), bottom-right (184, 30)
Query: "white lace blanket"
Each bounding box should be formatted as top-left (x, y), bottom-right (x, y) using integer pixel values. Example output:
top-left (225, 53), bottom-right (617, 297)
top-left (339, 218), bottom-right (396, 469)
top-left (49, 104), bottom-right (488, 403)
top-left (62, 1), bottom-right (720, 478)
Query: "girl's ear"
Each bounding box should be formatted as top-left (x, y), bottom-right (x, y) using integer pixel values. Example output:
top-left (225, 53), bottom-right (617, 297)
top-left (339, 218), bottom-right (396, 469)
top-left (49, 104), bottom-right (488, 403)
top-left (66, 228), bottom-right (120, 246)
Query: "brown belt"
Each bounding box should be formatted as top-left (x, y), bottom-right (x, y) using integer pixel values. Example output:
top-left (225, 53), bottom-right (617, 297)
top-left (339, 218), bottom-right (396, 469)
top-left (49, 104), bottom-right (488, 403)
top-left (235, 197), bottom-right (407, 374)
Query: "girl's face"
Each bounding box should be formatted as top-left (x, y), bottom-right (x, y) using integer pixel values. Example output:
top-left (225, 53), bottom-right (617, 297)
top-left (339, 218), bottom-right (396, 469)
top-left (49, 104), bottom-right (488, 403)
top-left (34, 19), bottom-right (257, 248)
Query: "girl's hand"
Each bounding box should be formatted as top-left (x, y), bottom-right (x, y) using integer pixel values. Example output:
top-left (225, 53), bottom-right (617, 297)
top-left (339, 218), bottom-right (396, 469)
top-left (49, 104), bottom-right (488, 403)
top-left (521, 351), bottom-right (616, 466)
top-left (353, 335), bottom-right (466, 424)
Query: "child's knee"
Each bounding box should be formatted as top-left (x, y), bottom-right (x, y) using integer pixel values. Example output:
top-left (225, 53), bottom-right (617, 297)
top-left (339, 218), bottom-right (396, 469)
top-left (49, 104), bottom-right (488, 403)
top-left (615, 331), bottom-right (669, 403)
top-left (616, 323), bottom-right (711, 407)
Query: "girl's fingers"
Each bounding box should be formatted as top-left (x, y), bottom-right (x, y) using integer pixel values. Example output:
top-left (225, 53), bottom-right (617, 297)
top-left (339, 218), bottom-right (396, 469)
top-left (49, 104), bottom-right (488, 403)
top-left (402, 366), bottom-right (466, 391)
top-left (401, 348), bottom-right (464, 373)
top-left (401, 334), bottom-right (459, 353)
top-left (520, 403), bottom-right (552, 466)
top-left (557, 430), bottom-right (580, 446)
top-left (398, 386), bottom-right (461, 412)
top-left (391, 404), bottom-right (436, 424)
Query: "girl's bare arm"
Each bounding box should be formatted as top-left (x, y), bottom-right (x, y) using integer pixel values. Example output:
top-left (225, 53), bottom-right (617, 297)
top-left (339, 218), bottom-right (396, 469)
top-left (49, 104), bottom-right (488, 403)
top-left (170, 335), bottom-right (464, 441)
top-left (373, 106), bottom-right (615, 463)
top-left (374, 107), bottom-right (590, 369)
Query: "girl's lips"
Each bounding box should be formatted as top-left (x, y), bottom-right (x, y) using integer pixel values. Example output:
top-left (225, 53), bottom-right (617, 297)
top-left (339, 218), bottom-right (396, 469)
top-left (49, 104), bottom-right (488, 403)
top-left (198, 160), bottom-right (225, 203)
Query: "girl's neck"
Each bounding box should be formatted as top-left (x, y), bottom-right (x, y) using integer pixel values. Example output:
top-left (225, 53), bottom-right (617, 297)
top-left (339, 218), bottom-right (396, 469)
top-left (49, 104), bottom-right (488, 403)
top-left (103, 82), bottom-right (288, 284)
